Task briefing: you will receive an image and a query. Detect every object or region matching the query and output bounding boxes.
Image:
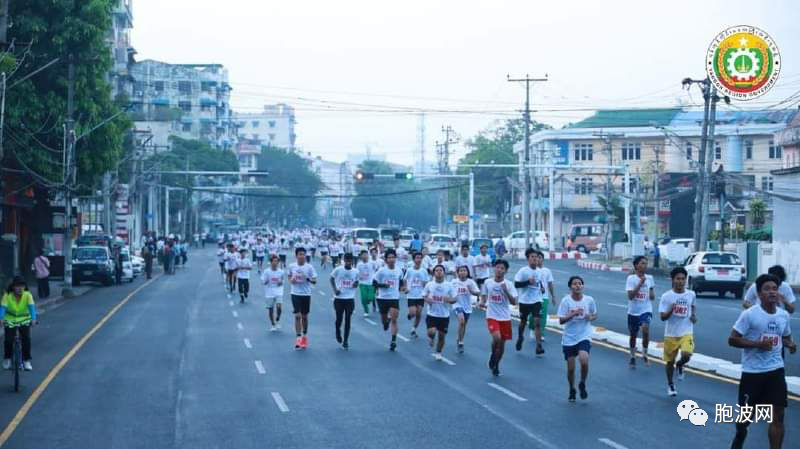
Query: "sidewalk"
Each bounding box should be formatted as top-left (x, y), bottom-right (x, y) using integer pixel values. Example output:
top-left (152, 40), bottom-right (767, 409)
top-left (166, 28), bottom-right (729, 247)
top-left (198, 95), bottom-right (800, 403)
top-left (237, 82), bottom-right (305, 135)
top-left (35, 284), bottom-right (93, 314)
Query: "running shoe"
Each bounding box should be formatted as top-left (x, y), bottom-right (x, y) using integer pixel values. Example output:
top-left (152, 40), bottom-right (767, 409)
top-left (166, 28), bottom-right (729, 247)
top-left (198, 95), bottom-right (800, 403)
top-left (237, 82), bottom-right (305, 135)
top-left (276, 322), bottom-right (282, 330)
top-left (363, 312), bottom-right (369, 318)
top-left (432, 352), bottom-right (443, 361)
top-left (535, 345), bottom-right (545, 356)
top-left (667, 384), bottom-right (677, 397)
top-left (578, 382), bottom-right (588, 400)
top-left (410, 329), bottom-right (418, 338)
top-left (342, 341), bottom-right (349, 350)
top-left (23, 360), bottom-right (32, 371)
top-left (389, 341), bottom-right (397, 351)
top-left (457, 342), bottom-right (464, 354)
top-left (270, 325), bottom-right (277, 332)
top-left (677, 363), bottom-right (685, 380)
top-left (300, 336), bottom-right (308, 349)
top-left (515, 337), bottom-right (523, 351)
top-left (568, 388), bottom-right (576, 402)
top-left (294, 337), bottom-right (302, 350)
top-left (629, 357), bottom-right (636, 369)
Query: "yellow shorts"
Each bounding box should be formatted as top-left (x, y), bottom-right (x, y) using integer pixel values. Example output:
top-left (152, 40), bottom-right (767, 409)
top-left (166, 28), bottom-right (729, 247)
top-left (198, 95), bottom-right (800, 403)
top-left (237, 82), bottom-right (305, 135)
top-left (663, 335), bottom-right (694, 363)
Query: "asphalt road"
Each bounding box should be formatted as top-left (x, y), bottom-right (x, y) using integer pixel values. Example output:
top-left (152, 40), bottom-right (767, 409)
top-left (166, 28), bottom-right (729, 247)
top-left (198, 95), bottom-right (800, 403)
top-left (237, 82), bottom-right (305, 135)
top-left (0, 249), bottom-right (796, 449)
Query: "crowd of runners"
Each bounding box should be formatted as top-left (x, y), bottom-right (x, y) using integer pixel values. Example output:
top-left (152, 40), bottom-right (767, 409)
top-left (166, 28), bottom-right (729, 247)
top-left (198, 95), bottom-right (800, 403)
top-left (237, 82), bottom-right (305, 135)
top-left (211, 228), bottom-right (796, 449)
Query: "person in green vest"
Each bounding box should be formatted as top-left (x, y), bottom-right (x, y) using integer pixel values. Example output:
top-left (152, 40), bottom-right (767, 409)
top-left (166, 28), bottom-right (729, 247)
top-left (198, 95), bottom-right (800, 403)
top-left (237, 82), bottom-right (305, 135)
top-left (1, 276), bottom-right (38, 371)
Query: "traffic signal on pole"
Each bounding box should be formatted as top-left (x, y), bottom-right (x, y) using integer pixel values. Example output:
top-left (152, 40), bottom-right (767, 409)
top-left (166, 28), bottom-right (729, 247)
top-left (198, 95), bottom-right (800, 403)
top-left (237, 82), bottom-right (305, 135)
top-left (394, 172), bottom-right (413, 180)
top-left (354, 171), bottom-right (374, 182)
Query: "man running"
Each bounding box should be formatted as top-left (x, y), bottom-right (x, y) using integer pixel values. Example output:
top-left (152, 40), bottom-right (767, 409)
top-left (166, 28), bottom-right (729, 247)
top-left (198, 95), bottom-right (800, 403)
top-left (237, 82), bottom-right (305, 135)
top-left (558, 275), bottom-right (597, 402)
top-left (216, 244), bottom-right (226, 280)
top-left (237, 248), bottom-right (253, 304)
top-left (535, 250), bottom-right (556, 341)
top-left (473, 243), bottom-right (491, 291)
top-left (452, 266), bottom-right (480, 354)
top-left (453, 244), bottom-right (475, 277)
top-left (373, 249), bottom-right (405, 351)
top-left (318, 237), bottom-right (330, 269)
top-left (514, 248), bottom-right (545, 356)
top-left (279, 238), bottom-right (290, 269)
top-left (289, 247), bottom-right (318, 350)
top-left (330, 238), bottom-right (342, 268)
top-left (393, 236), bottom-right (409, 271)
top-left (659, 266), bottom-right (697, 397)
top-left (330, 253), bottom-right (359, 349)
top-left (743, 265), bottom-right (796, 314)
top-left (423, 264), bottom-right (456, 361)
top-left (261, 255), bottom-right (284, 331)
top-left (729, 273), bottom-right (796, 449)
top-left (404, 252), bottom-right (430, 338)
top-left (254, 238), bottom-right (266, 273)
top-left (480, 259), bottom-right (518, 377)
top-left (224, 243), bottom-right (239, 297)
top-left (626, 255), bottom-right (655, 367)
top-left (357, 250), bottom-right (377, 317)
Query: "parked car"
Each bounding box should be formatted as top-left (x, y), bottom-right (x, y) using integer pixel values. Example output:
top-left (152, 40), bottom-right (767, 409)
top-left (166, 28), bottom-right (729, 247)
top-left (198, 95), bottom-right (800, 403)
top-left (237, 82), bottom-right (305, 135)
top-left (504, 231), bottom-right (549, 252)
top-left (379, 228), bottom-right (401, 248)
top-left (72, 246), bottom-right (114, 286)
top-left (428, 234), bottom-right (458, 256)
top-left (131, 255), bottom-right (144, 276)
top-left (398, 232), bottom-right (414, 249)
top-left (683, 251), bottom-right (746, 298)
top-left (565, 224), bottom-right (603, 253)
top-left (351, 227), bottom-right (380, 246)
top-left (469, 238), bottom-right (496, 263)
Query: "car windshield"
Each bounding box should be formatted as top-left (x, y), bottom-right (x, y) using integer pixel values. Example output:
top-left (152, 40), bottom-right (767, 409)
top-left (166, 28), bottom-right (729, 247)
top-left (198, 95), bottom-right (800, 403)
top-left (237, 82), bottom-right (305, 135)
top-left (399, 234), bottom-right (413, 240)
top-left (355, 229), bottom-right (379, 239)
top-left (433, 236), bottom-right (454, 242)
top-left (701, 253), bottom-right (741, 265)
top-left (75, 248), bottom-right (107, 261)
top-left (380, 229), bottom-right (399, 240)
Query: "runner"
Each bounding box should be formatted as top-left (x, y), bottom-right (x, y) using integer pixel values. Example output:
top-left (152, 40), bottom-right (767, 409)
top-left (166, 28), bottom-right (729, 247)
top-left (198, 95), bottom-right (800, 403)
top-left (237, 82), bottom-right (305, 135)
top-left (279, 238), bottom-right (290, 269)
top-left (404, 252), bottom-right (430, 338)
top-left (513, 248), bottom-right (545, 356)
top-left (216, 243), bottom-right (226, 280)
top-left (423, 264), bottom-right (456, 360)
top-left (308, 237), bottom-right (316, 262)
top-left (728, 273), bottom-right (797, 449)
top-left (330, 238), bottom-right (342, 268)
top-left (318, 237), bottom-right (330, 270)
top-left (223, 243), bottom-right (239, 297)
top-left (356, 250), bottom-right (377, 317)
top-left (743, 265), bottom-right (796, 314)
top-left (558, 275), bottom-right (597, 402)
top-left (659, 266), bottom-right (697, 397)
top-left (432, 250), bottom-right (447, 276)
top-left (535, 249), bottom-right (556, 341)
top-left (254, 238), bottom-right (266, 273)
top-left (452, 266), bottom-right (480, 354)
top-left (288, 247), bottom-right (318, 350)
top-left (373, 249), bottom-right (405, 351)
top-left (236, 248), bottom-right (253, 304)
top-left (260, 255), bottom-right (284, 331)
top-left (473, 243), bottom-right (492, 291)
top-left (453, 244), bottom-right (475, 277)
top-left (479, 259), bottom-right (518, 377)
top-left (330, 253), bottom-right (359, 349)
top-left (626, 255), bottom-right (655, 368)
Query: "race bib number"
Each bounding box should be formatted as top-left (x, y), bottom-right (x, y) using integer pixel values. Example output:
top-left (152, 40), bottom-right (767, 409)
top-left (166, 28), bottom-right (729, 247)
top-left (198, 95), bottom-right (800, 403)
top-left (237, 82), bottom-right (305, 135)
top-left (341, 279), bottom-right (353, 289)
top-left (293, 273), bottom-right (305, 283)
top-left (570, 307), bottom-right (585, 319)
top-left (386, 279), bottom-right (396, 288)
top-left (761, 333), bottom-right (780, 348)
top-left (458, 287), bottom-right (468, 296)
top-left (432, 295), bottom-right (444, 303)
top-left (672, 304), bottom-right (689, 317)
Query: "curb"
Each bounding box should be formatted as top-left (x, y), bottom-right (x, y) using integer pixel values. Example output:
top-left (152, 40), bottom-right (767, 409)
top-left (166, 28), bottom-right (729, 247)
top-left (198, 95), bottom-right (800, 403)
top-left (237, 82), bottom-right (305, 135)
top-left (576, 259), bottom-right (629, 272)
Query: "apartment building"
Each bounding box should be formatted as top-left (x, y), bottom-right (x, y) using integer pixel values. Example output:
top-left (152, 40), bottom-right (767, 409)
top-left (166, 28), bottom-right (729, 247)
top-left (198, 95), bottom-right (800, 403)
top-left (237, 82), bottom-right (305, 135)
top-left (234, 104), bottom-right (296, 173)
top-left (107, 0), bottom-right (135, 99)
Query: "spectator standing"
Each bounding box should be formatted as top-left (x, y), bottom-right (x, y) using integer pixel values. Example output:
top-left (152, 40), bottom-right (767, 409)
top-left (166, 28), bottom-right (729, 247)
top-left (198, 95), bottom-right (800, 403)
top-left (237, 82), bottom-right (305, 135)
top-left (31, 250), bottom-right (50, 298)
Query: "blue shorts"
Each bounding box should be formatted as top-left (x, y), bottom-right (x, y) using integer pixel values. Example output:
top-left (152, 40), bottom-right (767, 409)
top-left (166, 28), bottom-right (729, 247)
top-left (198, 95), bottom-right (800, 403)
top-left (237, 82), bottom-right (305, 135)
top-left (627, 312), bottom-right (652, 334)
top-left (563, 340), bottom-right (591, 360)
top-left (453, 307), bottom-right (471, 322)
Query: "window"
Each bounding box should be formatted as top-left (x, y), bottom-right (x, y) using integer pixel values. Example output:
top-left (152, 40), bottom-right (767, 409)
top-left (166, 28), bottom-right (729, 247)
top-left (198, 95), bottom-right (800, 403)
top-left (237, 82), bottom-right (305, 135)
top-left (714, 141), bottom-right (721, 160)
top-left (621, 142), bottom-right (641, 161)
top-left (574, 178), bottom-right (581, 194)
top-left (574, 177), bottom-right (592, 195)
top-left (200, 103), bottom-right (211, 112)
top-left (768, 140), bottom-right (782, 159)
top-left (685, 142), bottom-right (693, 160)
top-left (573, 143), bottom-right (593, 161)
top-left (201, 81), bottom-right (213, 92)
top-left (178, 81), bottom-right (192, 94)
top-left (251, 134), bottom-right (259, 140)
top-left (133, 80), bottom-right (145, 93)
top-left (701, 253), bottom-right (741, 265)
top-left (252, 121), bottom-right (260, 128)
top-left (181, 122), bottom-right (191, 132)
top-left (268, 120), bottom-right (276, 128)
top-left (623, 177), bottom-right (639, 194)
top-left (154, 81), bottom-right (165, 92)
top-left (269, 133), bottom-right (276, 141)
top-left (178, 101), bottom-right (191, 112)
top-left (761, 176), bottom-right (773, 192)
top-left (745, 140), bottom-right (753, 159)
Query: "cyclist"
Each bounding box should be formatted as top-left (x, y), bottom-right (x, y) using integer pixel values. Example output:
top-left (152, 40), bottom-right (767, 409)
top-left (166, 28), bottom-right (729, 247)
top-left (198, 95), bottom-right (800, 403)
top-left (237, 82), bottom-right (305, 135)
top-left (1, 277), bottom-right (37, 371)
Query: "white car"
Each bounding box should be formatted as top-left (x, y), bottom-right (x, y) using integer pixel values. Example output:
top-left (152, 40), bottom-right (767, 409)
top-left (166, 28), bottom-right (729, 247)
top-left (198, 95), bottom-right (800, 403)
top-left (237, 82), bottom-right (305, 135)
top-left (505, 231), bottom-right (549, 252)
top-left (683, 251), bottom-right (746, 298)
top-left (398, 233), bottom-right (414, 250)
top-left (131, 255), bottom-right (144, 276)
top-left (427, 234), bottom-right (458, 256)
top-left (120, 249), bottom-right (135, 283)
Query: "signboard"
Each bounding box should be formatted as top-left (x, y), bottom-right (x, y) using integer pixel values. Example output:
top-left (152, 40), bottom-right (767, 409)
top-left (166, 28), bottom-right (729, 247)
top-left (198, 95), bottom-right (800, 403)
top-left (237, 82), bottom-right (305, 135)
top-left (552, 140), bottom-right (569, 165)
top-left (453, 215), bottom-right (469, 224)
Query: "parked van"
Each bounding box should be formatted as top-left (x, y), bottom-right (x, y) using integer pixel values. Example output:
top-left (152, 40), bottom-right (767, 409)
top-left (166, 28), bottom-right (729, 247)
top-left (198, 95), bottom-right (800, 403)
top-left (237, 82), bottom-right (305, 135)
top-left (566, 224), bottom-right (604, 253)
top-left (351, 227), bottom-right (380, 246)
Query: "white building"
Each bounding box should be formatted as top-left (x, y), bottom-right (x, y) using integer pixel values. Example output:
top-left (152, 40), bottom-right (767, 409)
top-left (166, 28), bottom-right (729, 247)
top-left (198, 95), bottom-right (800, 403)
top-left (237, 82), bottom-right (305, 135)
top-left (303, 153), bottom-right (354, 226)
top-left (107, 0), bottom-right (135, 99)
top-left (235, 104), bottom-right (296, 149)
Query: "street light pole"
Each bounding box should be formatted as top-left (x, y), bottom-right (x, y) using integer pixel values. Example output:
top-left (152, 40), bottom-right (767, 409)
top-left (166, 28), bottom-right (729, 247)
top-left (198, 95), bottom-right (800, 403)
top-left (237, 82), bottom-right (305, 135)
top-left (468, 172), bottom-right (474, 240)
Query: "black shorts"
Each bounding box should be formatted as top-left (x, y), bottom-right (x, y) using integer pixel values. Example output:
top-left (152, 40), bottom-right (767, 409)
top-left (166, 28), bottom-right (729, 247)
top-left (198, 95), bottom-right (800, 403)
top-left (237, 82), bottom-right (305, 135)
top-left (519, 303), bottom-right (543, 320)
top-left (238, 278), bottom-right (250, 294)
top-left (255, 256), bottom-right (264, 263)
top-left (334, 298), bottom-right (355, 314)
top-left (377, 299), bottom-right (400, 314)
top-left (476, 278), bottom-right (487, 289)
top-left (407, 298), bottom-right (424, 308)
top-left (279, 255), bottom-right (287, 262)
top-left (738, 368), bottom-right (788, 409)
top-left (226, 269), bottom-right (237, 276)
top-left (426, 316), bottom-right (450, 333)
top-left (291, 294), bottom-right (311, 315)
top-left (219, 262), bottom-right (225, 269)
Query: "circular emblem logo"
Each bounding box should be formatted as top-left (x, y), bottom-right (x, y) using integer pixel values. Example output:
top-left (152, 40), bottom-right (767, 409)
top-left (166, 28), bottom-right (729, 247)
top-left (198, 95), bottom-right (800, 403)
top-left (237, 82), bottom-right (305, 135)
top-left (706, 25), bottom-right (780, 100)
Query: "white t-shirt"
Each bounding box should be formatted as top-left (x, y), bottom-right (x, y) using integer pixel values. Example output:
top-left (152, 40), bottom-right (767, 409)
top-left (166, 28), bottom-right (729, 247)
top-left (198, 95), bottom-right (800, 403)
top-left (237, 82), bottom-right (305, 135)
top-left (733, 305), bottom-right (792, 373)
top-left (268, 242), bottom-right (280, 256)
top-left (557, 295), bottom-right (597, 347)
top-left (473, 254), bottom-right (491, 280)
top-left (279, 242), bottom-right (289, 256)
top-left (421, 255), bottom-right (433, 272)
top-left (288, 262), bottom-right (317, 296)
top-left (331, 242), bottom-right (343, 256)
top-left (260, 267), bottom-right (284, 298)
top-left (404, 266), bottom-right (430, 299)
top-left (318, 240), bottom-right (329, 252)
top-left (452, 278), bottom-right (478, 313)
top-left (658, 290), bottom-right (696, 337)
top-left (331, 266), bottom-right (359, 299)
top-left (254, 244), bottom-right (266, 258)
top-left (743, 282), bottom-right (796, 310)
top-left (453, 255), bottom-right (474, 274)
top-left (423, 280), bottom-right (456, 318)
top-left (514, 266), bottom-right (544, 305)
top-left (396, 247), bottom-right (410, 267)
top-left (626, 274), bottom-right (655, 316)
top-left (224, 252), bottom-right (239, 270)
top-left (374, 266), bottom-right (404, 300)
top-left (481, 278), bottom-right (517, 321)
top-left (216, 249), bottom-right (225, 263)
top-left (356, 260), bottom-right (376, 285)
top-left (236, 258), bottom-right (253, 279)
top-left (537, 267), bottom-right (554, 300)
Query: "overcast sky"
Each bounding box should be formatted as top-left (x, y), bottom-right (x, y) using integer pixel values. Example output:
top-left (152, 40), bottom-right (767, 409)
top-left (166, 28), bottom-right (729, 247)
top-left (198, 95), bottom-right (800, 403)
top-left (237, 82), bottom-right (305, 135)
top-left (131, 0), bottom-right (800, 166)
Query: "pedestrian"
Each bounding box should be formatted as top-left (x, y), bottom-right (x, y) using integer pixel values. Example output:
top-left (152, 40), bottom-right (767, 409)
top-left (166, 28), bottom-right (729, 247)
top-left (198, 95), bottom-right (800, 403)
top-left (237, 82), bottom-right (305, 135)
top-left (373, 249), bottom-right (405, 351)
top-left (261, 255), bottom-right (284, 331)
top-left (513, 248), bottom-right (546, 356)
top-left (237, 248), bottom-right (252, 304)
top-left (659, 266), bottom-right (696, 397)
top-left (142, 244), bottom-right (154, 279)
top-left (423, 264), bottom-right (456, 360)
top-left (113, 246), bottom-right (123, 285)
top-left (626, 255), bottom-right (655, 368)
top-left (728, 273), bottom-right (796, 449)
top-left (289, 247), bottom-right (317, 350)
top-left (356, 250), bottom-right (377, 317)
top-left (410, 234), bottom-right (423, 253)
top-left (494, 238), bottom-right (507, 260)
top-left (742, 265), bottom-right (796, 313)
top-left (479, 259), bottom-right (518, 377)
top-left (31, 250), bottom-right (50, 299)
top-left (330, 253), bottom-right (359, 349)
top-left (558, 275), bottom-right (597, 402)
top-left (452, 266), bottom-right (480, 354)
top-left (1, 276), bottom-right (38, 371)
top-left (403, 252), bottom-right (430, 337)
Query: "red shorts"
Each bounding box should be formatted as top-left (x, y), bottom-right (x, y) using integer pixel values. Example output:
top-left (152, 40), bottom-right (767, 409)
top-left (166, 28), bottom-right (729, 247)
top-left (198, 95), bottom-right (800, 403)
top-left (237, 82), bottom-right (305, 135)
top-left (487, 319), bottom-right (513, 341)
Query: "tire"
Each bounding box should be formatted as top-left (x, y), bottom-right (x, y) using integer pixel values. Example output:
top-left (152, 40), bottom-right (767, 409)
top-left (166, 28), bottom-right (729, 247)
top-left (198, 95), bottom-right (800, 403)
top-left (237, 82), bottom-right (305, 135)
top-left (734, 287), bottom-right (744, 299)
top-left (103, 276), bottom-right (113, 287)
top-left (13, 341), bottom-right (20, 393)
top-left (577, 245), bottom-right (587, 253)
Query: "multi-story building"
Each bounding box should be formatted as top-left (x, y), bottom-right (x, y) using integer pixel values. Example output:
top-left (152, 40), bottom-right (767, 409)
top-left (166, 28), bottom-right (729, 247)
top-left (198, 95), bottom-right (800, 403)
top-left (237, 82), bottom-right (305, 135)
top-left (128, 59), bottom-right (237, 152)
top-left (775, 109), bottom-right (800, 169)
top-left (301, 153), bottom-right (355, 227)
top-left (235, 104), bottom-right (296, 149)
top-left (524, 108), bottom-right (797, 245)
top-left (107, 0), bottom-right (135, 99)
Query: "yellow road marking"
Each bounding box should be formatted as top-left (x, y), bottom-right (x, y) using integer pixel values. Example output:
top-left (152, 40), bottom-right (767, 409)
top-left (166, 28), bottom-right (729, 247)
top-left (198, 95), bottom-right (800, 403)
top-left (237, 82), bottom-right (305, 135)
top-left (0, 275), bottom-right (161, 447)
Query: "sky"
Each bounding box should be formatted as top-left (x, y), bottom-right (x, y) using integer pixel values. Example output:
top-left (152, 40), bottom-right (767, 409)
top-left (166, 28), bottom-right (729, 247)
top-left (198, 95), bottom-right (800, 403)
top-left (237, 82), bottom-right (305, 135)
top-left (131, 0), bottom-right (800, 166)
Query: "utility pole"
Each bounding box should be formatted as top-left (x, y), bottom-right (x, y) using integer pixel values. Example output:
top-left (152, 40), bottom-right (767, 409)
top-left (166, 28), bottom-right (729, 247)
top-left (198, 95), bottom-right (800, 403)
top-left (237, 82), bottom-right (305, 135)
top-left (435, 126), bottom-right (457, 234)
top-left (508, 74), bottom-right (547, 250)
top-left (651, 144), bottom-right (662, 242)
top-left (699, 86), bottom-right (723, 250)
top-left (683, 77), bottom-right (711, 249)
top-left (593, 131), bottom-right (624, 259)
top-left (62, 60), bottom-right (76, 297)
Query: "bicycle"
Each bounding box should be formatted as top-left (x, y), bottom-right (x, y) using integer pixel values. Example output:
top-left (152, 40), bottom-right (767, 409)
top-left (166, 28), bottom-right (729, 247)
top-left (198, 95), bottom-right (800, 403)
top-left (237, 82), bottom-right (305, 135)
top-left (12, 333), bottom-right (21, 392)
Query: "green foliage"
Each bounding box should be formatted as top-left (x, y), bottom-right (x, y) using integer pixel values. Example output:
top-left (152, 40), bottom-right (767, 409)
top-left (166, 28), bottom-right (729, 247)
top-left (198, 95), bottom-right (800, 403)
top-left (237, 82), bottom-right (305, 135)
top-left (597, 195), bottom-right (625, 227)
top-left (252, 146), bottom-right (323, 225)
top-left (145, 136), bottom-right (239, 186)
top-left (5, 0), bottom-right (130, 188)
top-left (749, 198), bottom-right (767, 228)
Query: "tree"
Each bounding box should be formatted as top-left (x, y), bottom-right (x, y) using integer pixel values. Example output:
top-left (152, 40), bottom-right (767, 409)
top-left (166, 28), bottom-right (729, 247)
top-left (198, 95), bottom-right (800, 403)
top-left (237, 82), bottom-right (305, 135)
top-left (251, 146), bottom-right (323, 226)
top-left (749, 198), bottom-right (767, 229)
top-left (5, 0), bottom-right (131, 189)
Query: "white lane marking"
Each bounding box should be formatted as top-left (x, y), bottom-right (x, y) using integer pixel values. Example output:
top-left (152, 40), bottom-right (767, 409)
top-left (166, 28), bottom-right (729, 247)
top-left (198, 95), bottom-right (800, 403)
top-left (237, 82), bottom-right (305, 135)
top-left (232, 310), bottom-right (239, 318)
top-left (396, 334), bottom-right (410, 342)
top-left (271, 392), bottom-right (289, 413)
top-left (487, 382), bottom-right (528, 402)
top-left (607, 303), bottom-right (627, 308)
top-left (440, 356), bottom-right (456, 366)
top-left (364, 318), bottom-right (378, 326)
top-left (598, 438), bottom-right (630, 449)
top-left (229, 301), bottom-right (234, 307)
top-left (255, 360), bottom-right (266, 374)
top-left (236, 322), bottom-right (244, 330)
top-left (243, 338), bottom-right (252, 349)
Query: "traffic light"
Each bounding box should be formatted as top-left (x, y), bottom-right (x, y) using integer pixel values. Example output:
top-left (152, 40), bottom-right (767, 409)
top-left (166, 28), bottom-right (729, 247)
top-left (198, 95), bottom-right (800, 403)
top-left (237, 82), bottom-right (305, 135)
top-left (354, 171), bottom-right (374, 182)
top-left (394, 172), bottom-right (413, 180)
